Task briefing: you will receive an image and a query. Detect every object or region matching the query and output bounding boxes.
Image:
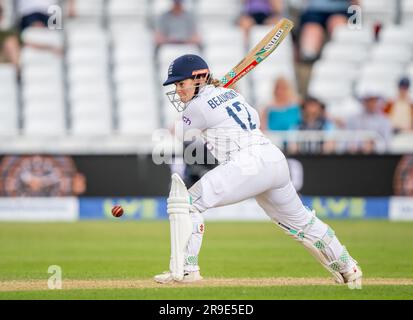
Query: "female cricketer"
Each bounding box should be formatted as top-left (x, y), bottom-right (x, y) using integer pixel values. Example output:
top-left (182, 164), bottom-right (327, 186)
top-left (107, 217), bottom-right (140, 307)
top-left (154, 54), bottom-right (362, 287)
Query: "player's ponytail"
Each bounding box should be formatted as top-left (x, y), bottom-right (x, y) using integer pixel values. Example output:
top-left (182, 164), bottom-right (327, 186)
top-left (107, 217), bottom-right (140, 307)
top-left (193, 74), bottom-right (222, 99)
top-left (207, 76), bottom-right (222, 88)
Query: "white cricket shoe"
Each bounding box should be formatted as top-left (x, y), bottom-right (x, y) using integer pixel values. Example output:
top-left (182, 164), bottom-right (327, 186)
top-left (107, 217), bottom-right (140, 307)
top-left (154, 271), bottom-right (203, 284)
top-left (342, 265), bottom-right (363, 289)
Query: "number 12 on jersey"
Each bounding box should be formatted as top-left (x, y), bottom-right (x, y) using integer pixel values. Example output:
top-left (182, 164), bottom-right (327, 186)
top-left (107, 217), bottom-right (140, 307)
top-left (226, 102), bottom-right (257, 131)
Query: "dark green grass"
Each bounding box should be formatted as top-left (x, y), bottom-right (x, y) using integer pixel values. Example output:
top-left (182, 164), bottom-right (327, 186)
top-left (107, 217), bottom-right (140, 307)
top-left (2, 285), bottom-right (413, 300)
top-left (0, 220), bottom-right (412, 299)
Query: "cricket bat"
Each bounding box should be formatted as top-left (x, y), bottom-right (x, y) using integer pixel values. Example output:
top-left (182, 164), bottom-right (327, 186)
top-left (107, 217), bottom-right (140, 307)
top-left (220, 18), bottom-right (294, 88)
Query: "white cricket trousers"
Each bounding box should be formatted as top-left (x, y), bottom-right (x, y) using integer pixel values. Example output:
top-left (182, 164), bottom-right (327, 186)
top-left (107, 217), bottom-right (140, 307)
top-left (190, 143), bottom-right (308, 222)
top-left (184, 144), bottom-right (351, 273)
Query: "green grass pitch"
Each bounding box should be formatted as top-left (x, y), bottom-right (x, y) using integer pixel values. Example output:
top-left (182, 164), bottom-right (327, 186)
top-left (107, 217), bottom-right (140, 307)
top-left (0, 220), bottom-right (412, 299)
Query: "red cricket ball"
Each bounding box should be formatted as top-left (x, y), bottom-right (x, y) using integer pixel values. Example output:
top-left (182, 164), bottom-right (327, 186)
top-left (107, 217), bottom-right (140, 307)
top-left (112, 205), bottom-right (124, 218)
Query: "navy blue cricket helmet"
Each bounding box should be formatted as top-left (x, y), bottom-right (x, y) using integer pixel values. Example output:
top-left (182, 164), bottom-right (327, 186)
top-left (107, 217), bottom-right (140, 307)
top-left (163, 54), bottom-right (209, 86)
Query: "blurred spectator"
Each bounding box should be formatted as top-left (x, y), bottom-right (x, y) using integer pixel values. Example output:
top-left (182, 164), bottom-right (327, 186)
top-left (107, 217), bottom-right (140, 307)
top-left (154, 0), bottom-right (202, 53)
top-left (0, 155), bottom-right (86, 197)
top-left (346, 93), bottom-right (393, 154)
top-left (238, 0), bottom-right (283, 43)
top-left (16, 0), bottom-right (70, 55)
top-left (16, 0), bottom-right (61, 31)
top-left (0, 3), bottom-right (20, 68)
top-left (297, 97), bottom-right (335, 130)
top-left (291, 97), bottom-right (336, 153)
top-left (260, 77), bottom-right (301, 131)
top-left (299, 0), bottom-right (357, 63)
top-left (394, 155), bottom-right (413, 196)
top-left (384, 77), bottom-right (413, 133)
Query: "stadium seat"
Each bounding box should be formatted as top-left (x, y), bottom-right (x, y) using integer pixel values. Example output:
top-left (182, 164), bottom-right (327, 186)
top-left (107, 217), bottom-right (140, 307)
top-left (21, 27), bottom-right (63, 48)
top-left (113, 64), bottom-right (154, 84)
top-left (67, 64), bottom-right (109, 84)
top-left (0, 64), bottom-right (19, 135)
top-left (117, 96), bottom-right (158, 113)
top-left (113, 43), bottom-right (153, 65)
top-left (71, 95), bottom-right (112, 137)
top-left (71, 104), bottom-right (111, 120)
top-left (24, 114), bottom-right (66, 136)
top-left (66, 46), bottom-right (109, 65)
top-left (326, 98), bottom-right (363, 121)
top-left (0, 63), bottom-right (17, 83)
top-left (117, 100), bottom-right (158, 135)
top-left (65, 23), bottom-right (113, 136)
top-left (107, 0), bottom-right (147, 17)
top-left (355, 78), bottom-right (398, 100)
top-left (108, 17), bottom-right (148, 35)
top-left (69, 86), bottom-right (112, 110)
top-left (370, 43), bottom-right (412, 64)
top-left (158, 44), bottom-right (201, 64)
top-left (0, 104), bottom-right (18, 135)
top-left (71, 97), bottom-right (111, 116)
top-left (310, 61), bottom-right (358, 83)
top-left (22, 64), bottom-right (63, 84)
top-left (22, 83), bottom-right (64, 105)
top-left (197, 0), bottom-right (241, 20)
top-left (118, 117), bottom-right (158, 135)
top-left (203, 24), bottom-right (245, 82)
top-left (331, 24), bottom-right (375, 45)
top-left (360, 62), bottom-right (404, 80)
top-left (359, 0), bottom-right (397, 25)
top-left (202, 25), bottom-right (244, 48)
top-left (23, 98), bottom-right (65, 112)
top-left (308, 79), bottom-right (353, 104)
top-left (71, 116), bottom-right (113, 136)
top-left (355, 62), bottom-right (404, 99)
top-left (0, 86), bottom-right (18, 111)
top-left (205, 49), bottom-right (245, 80)
top-left (116, 81), bottom-right (157, 101)
top-left (20, 48), bottom-right (62, 66)
top-left (379, 25), bottom-right (413, 46)
top-left (402, 0), bottom-right (413, 25)
top-left (67, 27), bottom-right (108, 47)
top-left (69, 0), bottom-right (105, 19)
top-left (20, 46), bottom-right (65, 137)
top-left (321, 42), bottom-right (370, 64)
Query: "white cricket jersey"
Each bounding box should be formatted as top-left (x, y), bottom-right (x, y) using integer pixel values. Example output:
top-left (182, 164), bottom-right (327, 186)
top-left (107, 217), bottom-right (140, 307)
top-left (182, 85), bottom-right (273, 163)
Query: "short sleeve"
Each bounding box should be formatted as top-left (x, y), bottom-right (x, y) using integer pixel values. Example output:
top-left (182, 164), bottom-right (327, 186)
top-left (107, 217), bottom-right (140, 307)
top-left (182, 101), bottom-right (208, 134)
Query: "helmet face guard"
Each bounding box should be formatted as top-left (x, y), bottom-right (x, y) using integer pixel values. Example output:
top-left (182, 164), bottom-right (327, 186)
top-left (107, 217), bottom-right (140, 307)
top-left (163, 54), bottom-right (211, 112)
top-left (166, 89), bottom-right (187, 112)
top-left (165, 72), bottom-right (212, 112)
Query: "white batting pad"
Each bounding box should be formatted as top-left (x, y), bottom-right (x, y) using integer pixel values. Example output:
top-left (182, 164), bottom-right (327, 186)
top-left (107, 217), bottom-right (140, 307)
top-left (167, 174), bottom-right (192, 281)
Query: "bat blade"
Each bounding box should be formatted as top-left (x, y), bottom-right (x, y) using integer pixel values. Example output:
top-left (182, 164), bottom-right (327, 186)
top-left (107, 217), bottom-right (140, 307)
top-left (220, 18), bottom-right (294, 88)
